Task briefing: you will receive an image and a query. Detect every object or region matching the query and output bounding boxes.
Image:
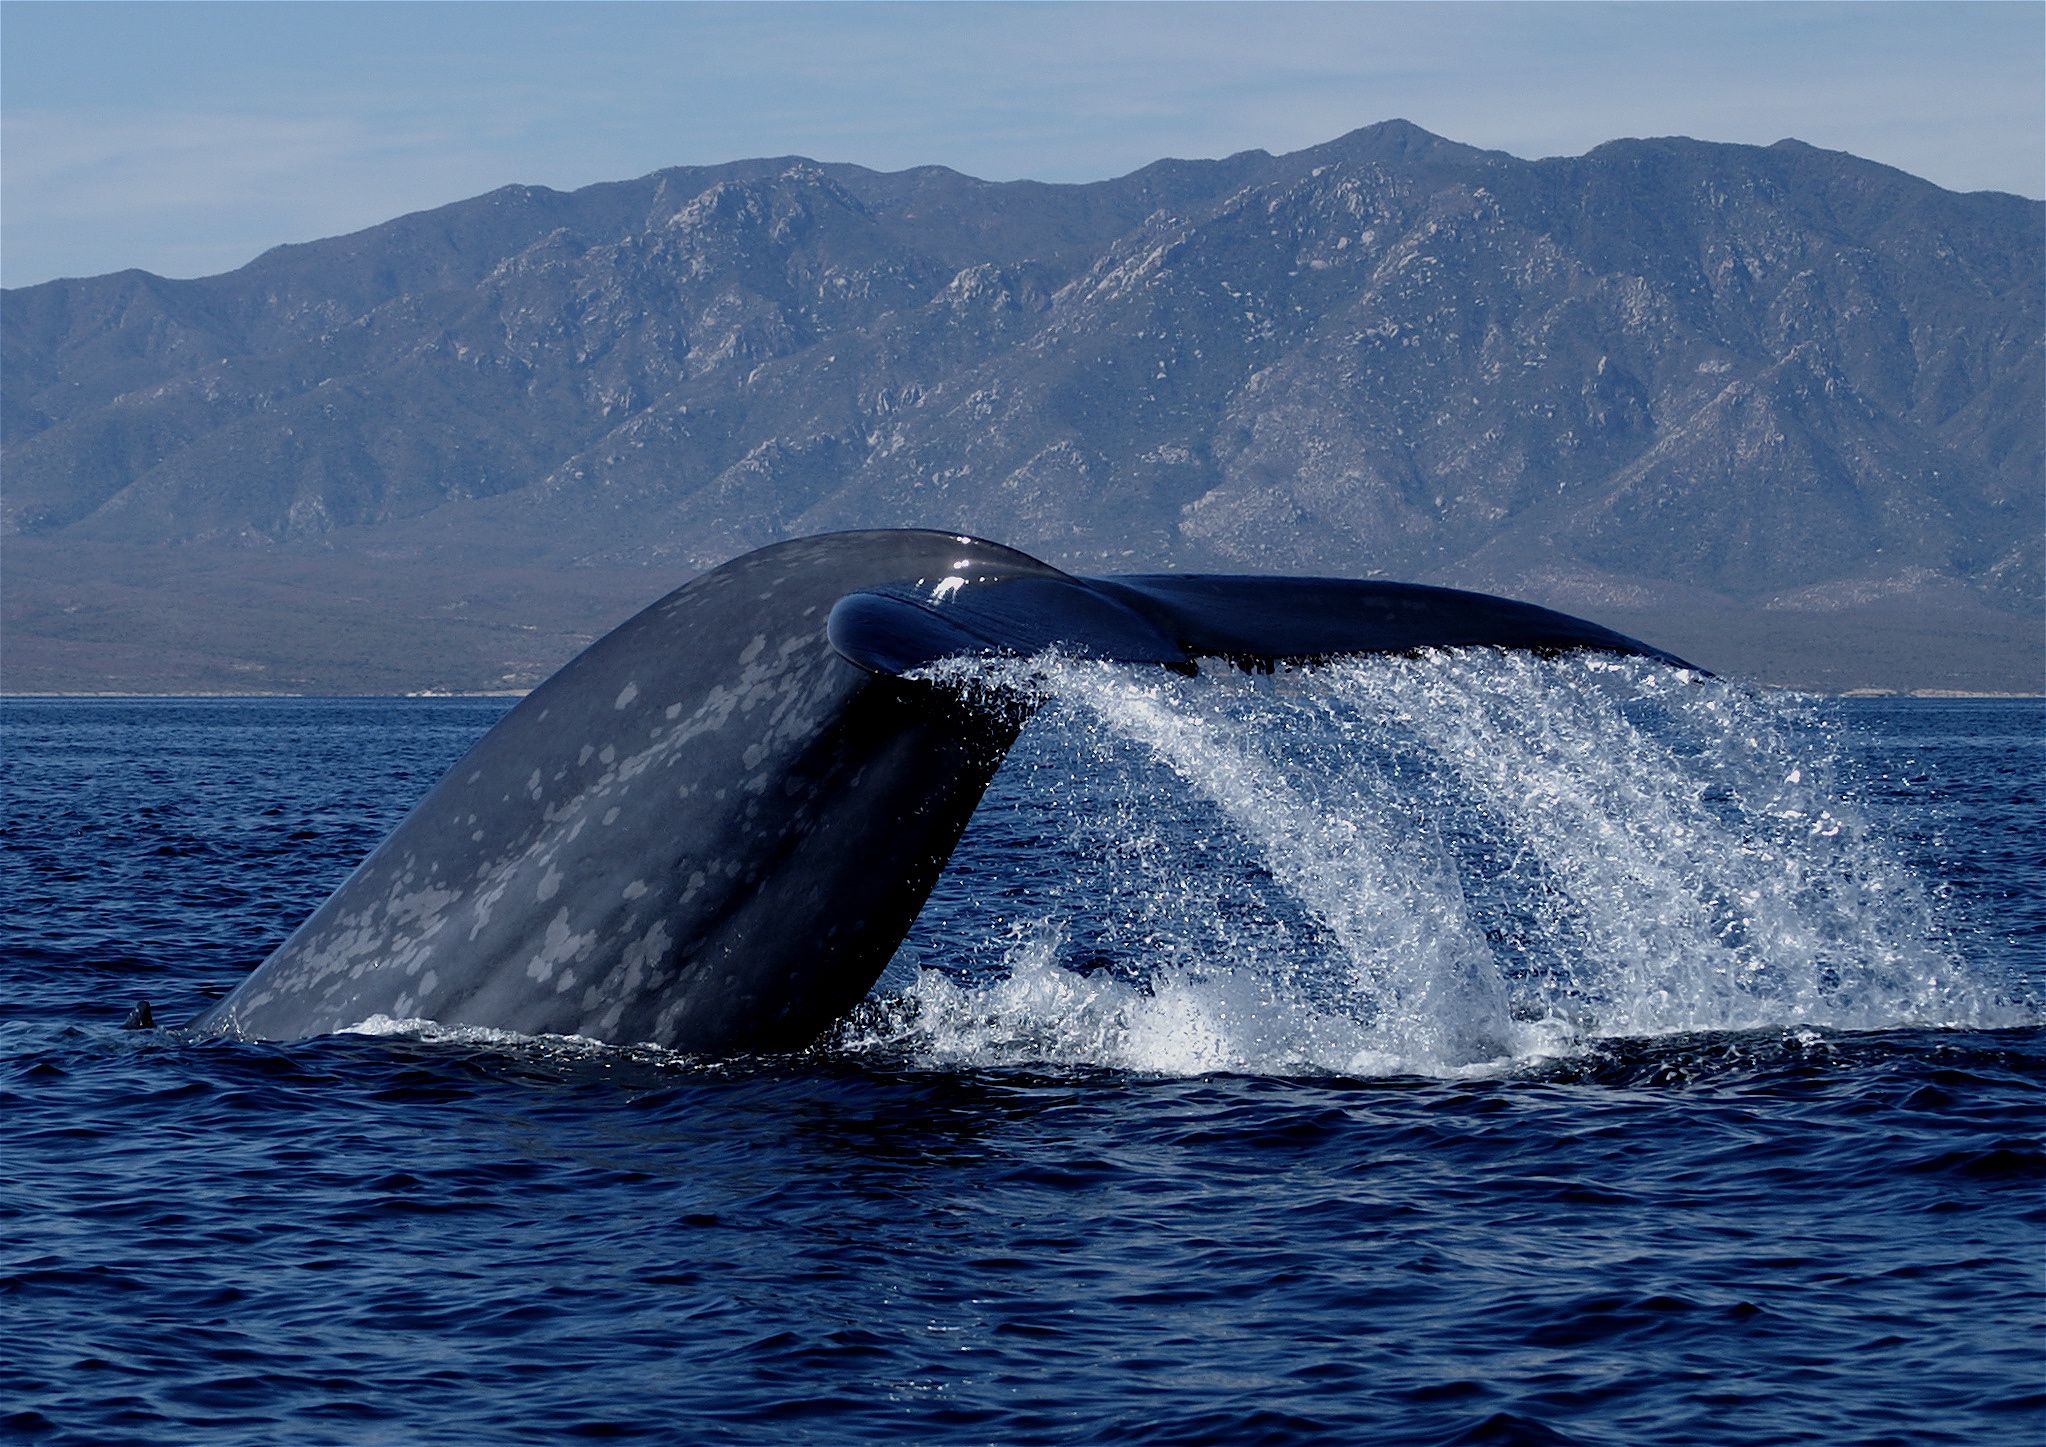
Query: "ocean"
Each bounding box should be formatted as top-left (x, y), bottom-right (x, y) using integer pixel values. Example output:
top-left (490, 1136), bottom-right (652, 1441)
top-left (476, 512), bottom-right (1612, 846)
top-left (3, 655), bottom-right (2040, 1445)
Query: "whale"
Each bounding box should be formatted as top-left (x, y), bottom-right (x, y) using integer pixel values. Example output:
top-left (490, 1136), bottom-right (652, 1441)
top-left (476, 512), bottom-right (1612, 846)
top-left (189, 529), bottom-right (1694, 1053)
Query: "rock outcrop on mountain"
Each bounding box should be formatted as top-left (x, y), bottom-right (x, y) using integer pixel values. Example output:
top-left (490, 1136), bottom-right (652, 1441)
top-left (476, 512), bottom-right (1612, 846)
top-left (4, 122), bottom-right (2039, 692)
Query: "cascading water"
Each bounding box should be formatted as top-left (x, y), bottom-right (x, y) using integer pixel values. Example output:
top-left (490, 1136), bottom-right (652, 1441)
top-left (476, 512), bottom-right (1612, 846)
top-left (842, 650), bottom-right (2025, 1077)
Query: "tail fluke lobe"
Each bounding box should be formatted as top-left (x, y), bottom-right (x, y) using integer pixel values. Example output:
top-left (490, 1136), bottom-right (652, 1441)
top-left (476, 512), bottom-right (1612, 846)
top-left (830, 568), bottom-right (1699, 677)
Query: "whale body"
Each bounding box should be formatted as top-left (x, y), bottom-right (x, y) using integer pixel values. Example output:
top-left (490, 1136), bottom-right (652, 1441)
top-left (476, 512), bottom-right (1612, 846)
top-left (191, 530), bottom-right (1693, 1053)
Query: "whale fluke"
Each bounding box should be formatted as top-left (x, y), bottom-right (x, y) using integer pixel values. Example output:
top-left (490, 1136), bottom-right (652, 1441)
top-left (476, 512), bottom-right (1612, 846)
top-left (191, 530), bottom-right (1694, 1053)
top-left (830, 569), bottom-right (1693, 678)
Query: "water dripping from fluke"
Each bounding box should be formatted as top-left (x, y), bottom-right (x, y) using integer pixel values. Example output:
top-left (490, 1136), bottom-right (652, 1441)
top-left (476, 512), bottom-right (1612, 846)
top-left (846, 651), bottom-right (2031, 1079)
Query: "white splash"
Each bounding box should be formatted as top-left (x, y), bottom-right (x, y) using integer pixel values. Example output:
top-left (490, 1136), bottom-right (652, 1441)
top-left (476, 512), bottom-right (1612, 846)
top-left (843, 652), bottom-right (2026, 1078)
top-left (341, 1013), bottom-right (690, 1067)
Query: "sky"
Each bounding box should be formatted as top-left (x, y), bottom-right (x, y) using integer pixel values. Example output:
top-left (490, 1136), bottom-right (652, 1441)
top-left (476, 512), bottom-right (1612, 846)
top-left (3, 1), bottom-right (2042, 288)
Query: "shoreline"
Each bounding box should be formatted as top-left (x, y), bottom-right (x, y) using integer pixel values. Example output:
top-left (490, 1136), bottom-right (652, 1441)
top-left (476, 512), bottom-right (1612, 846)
top-left (5, 688), bottom-right (2043, 702)
top-left (0, 691), bottom-right (534, 700)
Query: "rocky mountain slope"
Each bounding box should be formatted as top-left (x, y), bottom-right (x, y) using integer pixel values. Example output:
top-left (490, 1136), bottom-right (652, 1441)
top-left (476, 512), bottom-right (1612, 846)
top-left (4, 122), bottom-right (2040, 691)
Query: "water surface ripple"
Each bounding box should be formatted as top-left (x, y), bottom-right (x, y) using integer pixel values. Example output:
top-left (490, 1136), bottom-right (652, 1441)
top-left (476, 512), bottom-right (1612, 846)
top-left (2, 674), bottom-right (2040, 1445)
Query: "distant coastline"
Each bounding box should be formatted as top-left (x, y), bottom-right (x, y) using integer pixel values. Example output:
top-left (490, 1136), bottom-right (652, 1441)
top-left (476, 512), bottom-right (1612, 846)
top-left (5, 688), bottom-right (2042, 702)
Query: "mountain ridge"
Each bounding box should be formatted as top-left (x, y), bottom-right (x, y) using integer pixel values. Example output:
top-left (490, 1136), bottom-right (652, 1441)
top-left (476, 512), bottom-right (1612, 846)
top-left (4, 121), bottom-right (2040, 693)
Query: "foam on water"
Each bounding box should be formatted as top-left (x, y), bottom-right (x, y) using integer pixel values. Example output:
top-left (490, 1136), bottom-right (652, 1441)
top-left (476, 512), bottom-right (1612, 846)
top-left (345, 1013), bottom-right (613, 1052)
top-left (340, 1012), bottom-right (713, 1071)
top-left (841, 651), bottom-right (2027, 1077)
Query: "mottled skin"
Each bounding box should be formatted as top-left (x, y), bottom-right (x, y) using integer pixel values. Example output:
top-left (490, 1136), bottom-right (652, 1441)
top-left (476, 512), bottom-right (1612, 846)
top-left (193, 533), bottom-right (1041, 1051)
top-left (193, 529), bottom-right (1689, 1053)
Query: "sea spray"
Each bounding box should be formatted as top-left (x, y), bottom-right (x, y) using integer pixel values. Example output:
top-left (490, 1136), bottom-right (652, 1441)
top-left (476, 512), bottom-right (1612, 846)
top-left (1334, 652), bottom-right (1982, 1035)
top-left (841, 650), bottom-right (2022, 1076)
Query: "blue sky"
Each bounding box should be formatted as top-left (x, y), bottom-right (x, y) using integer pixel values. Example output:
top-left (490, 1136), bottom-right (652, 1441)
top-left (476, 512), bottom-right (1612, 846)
top-left (3, 1), bottom-right (2041, 287)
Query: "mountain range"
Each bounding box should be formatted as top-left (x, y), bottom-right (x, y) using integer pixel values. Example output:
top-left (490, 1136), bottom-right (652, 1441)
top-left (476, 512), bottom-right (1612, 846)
top-left (4, 121), bottom-right (2040, 692)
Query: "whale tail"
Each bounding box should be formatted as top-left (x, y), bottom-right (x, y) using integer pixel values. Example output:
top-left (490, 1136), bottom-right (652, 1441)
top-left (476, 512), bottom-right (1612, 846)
top-left (193, 530), bottom-right (1698, 1054)
top-left (829, 567), bottom-right (1698, 679)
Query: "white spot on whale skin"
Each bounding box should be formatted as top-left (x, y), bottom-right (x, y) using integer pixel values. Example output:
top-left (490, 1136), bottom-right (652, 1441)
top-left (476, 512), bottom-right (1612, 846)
top-left (579, 744), bottom-right (595, 766)
top-left (537, 863), bottom-right (563, 902)
top-left (603, 807), bottom-right (621, 826)
top-left (622, 880), bottom-right (648, 900)
top-left (524, 907), bottom-right (596, 984)
top-left (739, 634), bottom-right (767, 664)
top-left (615, 682), bottom-right (640, 710)
top-left (599, 745), bottom-right (617, 765)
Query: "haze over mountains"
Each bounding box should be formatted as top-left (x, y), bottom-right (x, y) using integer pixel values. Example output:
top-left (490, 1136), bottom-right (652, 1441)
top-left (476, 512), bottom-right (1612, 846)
top-left (4, 121), bottom-right (2040, 692)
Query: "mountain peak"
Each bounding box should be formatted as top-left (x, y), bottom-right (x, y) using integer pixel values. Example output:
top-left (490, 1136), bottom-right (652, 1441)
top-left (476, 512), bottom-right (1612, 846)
top-left (1314, 118), bottom-right (1463, 160)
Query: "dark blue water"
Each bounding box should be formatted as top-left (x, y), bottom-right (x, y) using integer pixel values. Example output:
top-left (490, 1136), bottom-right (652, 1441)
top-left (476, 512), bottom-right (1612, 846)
top-left (3, 668), bottom-right (2041, 1446)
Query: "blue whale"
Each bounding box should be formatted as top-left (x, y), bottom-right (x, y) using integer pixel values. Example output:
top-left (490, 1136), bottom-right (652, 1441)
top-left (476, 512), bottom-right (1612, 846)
top-left (190, 530), bottom-right (1692, 1052)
